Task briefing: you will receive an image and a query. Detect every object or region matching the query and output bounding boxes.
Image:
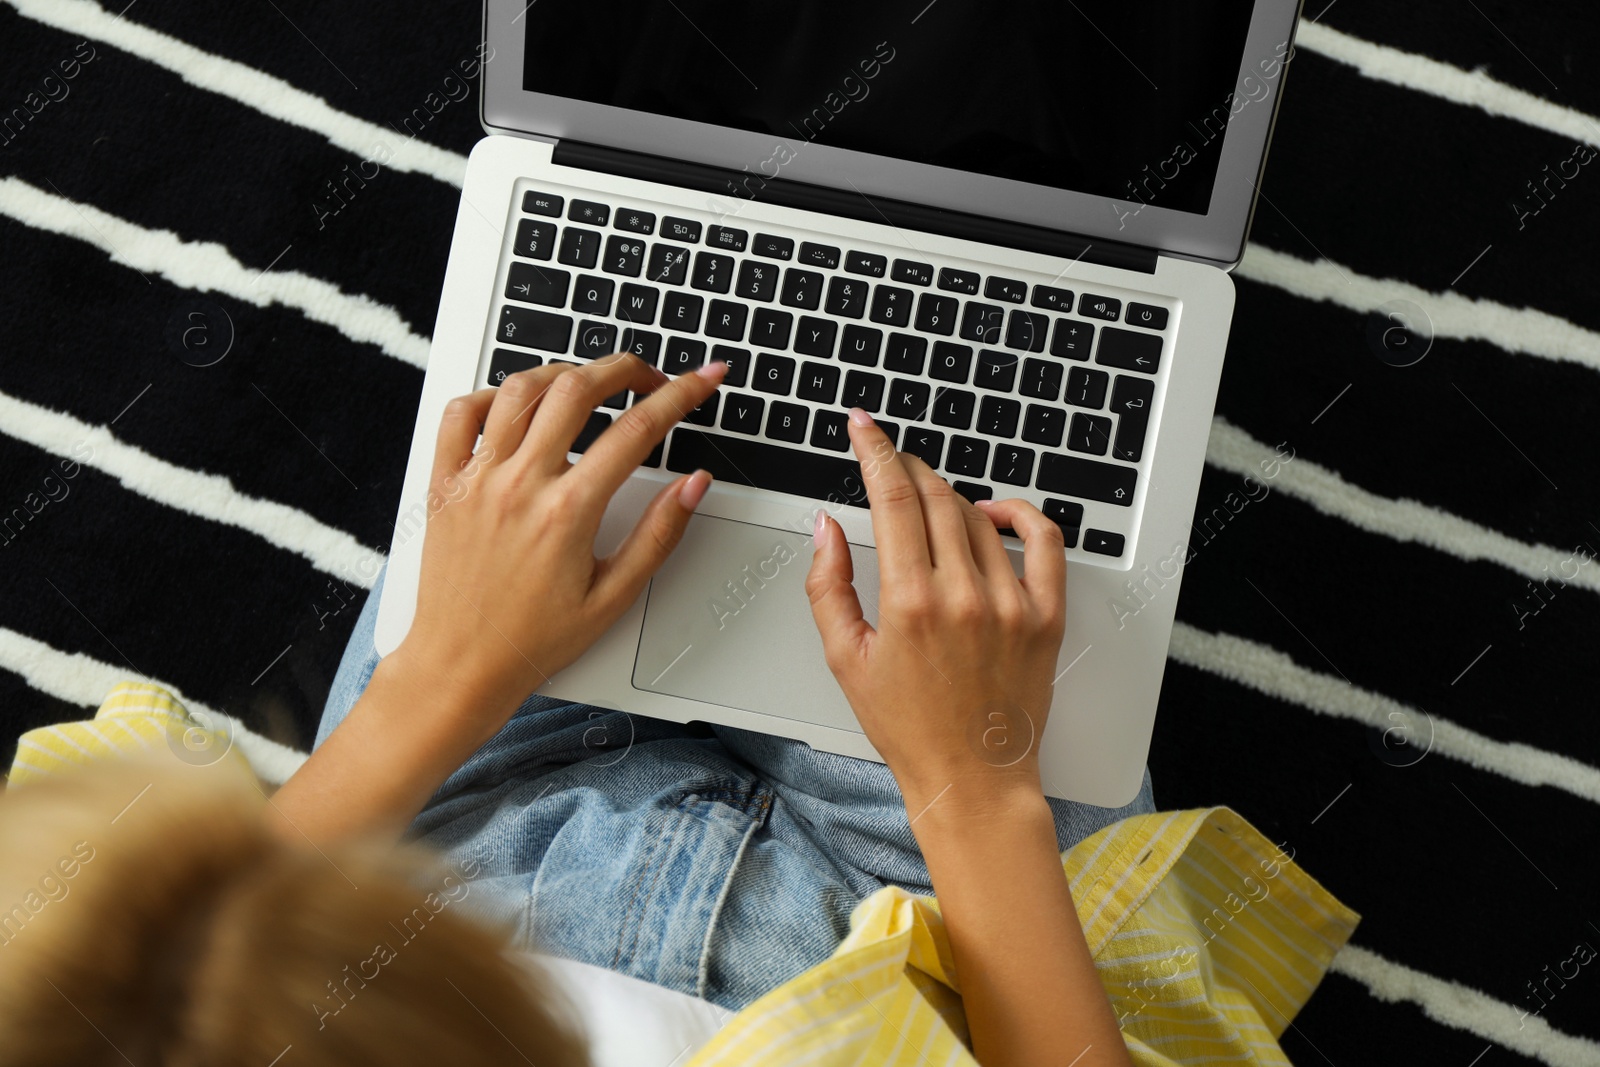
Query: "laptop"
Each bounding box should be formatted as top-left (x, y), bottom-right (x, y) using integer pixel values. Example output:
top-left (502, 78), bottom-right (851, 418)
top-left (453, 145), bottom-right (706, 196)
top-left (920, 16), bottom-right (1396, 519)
top-left (375, 0), bottom-right (1303, 806)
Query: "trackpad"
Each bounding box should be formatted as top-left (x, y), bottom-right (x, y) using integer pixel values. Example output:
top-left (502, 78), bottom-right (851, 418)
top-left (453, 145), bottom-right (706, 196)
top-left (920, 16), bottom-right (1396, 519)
top-left (632, 514), bottom-right (875, 734)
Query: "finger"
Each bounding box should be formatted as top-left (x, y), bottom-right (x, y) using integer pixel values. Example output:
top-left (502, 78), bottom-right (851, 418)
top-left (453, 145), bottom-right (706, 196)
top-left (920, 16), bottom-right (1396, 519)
top-left (900, 455), bottom-right (976, 575)
top-left (804, 510), bottom-right (873, 668)
top-left (590, 468), bottom-right (713, 614)
top-left (430, 387), bottom-right (497, 490)
top-left (846, 408), bottom-right (931, 579)
top-left (519, 353), bottom-right (670, 467)
top-left (961, 494), bottom-right (1015, 583)
top-left (481, 364), bottom-right (570, 463)
top-left (974, 499), bottom-right (1068, 613)
top-left (570, 361), bottom-right (728, 505)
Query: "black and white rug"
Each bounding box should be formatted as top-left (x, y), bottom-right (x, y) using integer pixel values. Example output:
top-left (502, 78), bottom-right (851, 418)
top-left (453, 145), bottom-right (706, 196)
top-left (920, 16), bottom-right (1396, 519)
top-left (3, 2), bottom-right (1597, 1062)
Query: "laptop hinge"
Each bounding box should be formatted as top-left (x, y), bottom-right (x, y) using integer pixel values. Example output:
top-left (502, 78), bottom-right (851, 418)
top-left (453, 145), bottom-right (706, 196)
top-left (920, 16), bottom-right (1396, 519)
top-left (552, 140), bottom-right (1158, 275)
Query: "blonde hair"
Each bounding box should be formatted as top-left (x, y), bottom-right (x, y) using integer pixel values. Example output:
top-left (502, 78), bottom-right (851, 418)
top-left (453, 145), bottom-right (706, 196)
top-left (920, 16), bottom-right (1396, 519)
top-left (0, 757), bottom-right (589, 1067)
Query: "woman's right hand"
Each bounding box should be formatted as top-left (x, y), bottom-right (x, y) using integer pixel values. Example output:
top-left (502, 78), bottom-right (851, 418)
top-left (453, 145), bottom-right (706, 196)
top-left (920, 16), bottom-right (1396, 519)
top-left (804, 408), bottom-right (1070, 814)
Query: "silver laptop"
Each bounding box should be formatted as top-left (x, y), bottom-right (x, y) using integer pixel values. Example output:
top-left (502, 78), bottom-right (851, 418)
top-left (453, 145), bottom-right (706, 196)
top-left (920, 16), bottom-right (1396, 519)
top-left (376, 0), bottom-right (1303, 805)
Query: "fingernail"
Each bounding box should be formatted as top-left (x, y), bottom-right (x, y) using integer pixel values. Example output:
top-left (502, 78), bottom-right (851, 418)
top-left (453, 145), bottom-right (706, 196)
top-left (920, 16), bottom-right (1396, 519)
top-left (678, 468), bottom-right (712, 509)
top-left (813, 508), bottom-right (828, 543)
top-left (848, 406), bottom-right (873, 427)
top-left (696, 360), bottom-right (728, 380)
top-left (974, 498), bottom-right (993, 508)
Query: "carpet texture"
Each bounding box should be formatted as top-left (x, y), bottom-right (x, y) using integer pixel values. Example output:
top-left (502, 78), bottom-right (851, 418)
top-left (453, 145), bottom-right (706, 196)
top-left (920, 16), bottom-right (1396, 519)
top-left (2, 2), bottom-right (1598, 1062)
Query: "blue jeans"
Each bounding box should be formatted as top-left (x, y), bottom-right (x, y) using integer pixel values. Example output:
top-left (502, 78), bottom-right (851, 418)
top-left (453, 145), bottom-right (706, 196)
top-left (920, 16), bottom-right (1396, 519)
top-left (316, 566), bottom-right (1155, 1011)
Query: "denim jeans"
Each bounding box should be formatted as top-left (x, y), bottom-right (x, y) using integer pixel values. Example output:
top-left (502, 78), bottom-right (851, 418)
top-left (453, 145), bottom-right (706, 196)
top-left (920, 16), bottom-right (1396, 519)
top-left (316, 566), bottom-right (1155, 1011)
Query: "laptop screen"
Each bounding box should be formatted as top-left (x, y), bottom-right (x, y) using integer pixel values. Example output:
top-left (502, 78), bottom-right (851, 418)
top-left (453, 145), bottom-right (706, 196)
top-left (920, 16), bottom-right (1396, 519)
top-left (522, 0), bottom-right (1260, 218)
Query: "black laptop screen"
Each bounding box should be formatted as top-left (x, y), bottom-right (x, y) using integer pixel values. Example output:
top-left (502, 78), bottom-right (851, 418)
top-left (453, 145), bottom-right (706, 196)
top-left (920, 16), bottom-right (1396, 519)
top-left (521, 0), bottom-right (1264, 216)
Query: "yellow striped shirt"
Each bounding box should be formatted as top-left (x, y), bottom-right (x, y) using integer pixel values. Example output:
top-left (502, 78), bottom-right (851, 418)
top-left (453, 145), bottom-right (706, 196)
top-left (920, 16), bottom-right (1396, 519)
top-left (10, 683), bottom-right (1358, 1065)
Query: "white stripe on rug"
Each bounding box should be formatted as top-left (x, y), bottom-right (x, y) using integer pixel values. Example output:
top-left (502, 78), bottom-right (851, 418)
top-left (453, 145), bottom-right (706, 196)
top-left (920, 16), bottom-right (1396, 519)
top-left (1206, 417), bottom-right (1599, 596)
top-left (1236, 244), bottom-right (1600, 373)
top-left (5, 0), bottom-right (469, 187)
top-left (0, 388), bottom-right (385, 588)
top-left (1168, 623), bottom-right (1600, 805)
top-left (0, 626), bottom-right (308, 784)
top-left (0, 177), bottom-right (431, 369)
top-left (1296, 21), bottom-right (1600, 149)
top-left (1331, 945), bottom-right (1600, 1067)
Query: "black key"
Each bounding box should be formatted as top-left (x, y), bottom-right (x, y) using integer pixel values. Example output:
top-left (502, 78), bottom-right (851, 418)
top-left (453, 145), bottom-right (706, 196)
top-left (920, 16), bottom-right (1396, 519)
top-left (824, 276), bottom-right (869, 318)
top-left (522, 190), bottom-right (562, 217)
top-left (914, 293), bottom-right (958, 335)
top-left (642, 440), bottom-right (664, 468)
top-left (959, 302), bottom-right (1005, 345)
top-left (754, 233), bottom-right (795, 260)
top-left (1042, 500), bottom-right (1084, 546)
top-left (1079, 294), bottom-right (1121, 321)
top-left (711, 345), bottom-right (751, 387)
top-left (648, 243), bottom-right (691, 286)
top-left (929, 341), bottom-right (972, 383)
top-left (661, 292), bottom-right (704, 333)
top-left (986, 277), bottom-right (1027, 303)
top-left (719, 394), bottom-right (765, 435)
top-left (794, 317), bottom-right (837, 358)
top-left (1068, 413), bottom-right (1113, 455)
top-left (691, 251), bottom-right (733, 293)
top-left (977, 396), bottom-right (1021, 437)
top-left (1111, 375), bottom-right (1155, 462)
top-left (811, 409), bottom-right (851, 451)
top-left (797, 361), bottom-right (841, 404)
top-left (1126, 302), bottom-right (1168, 330)
top-left (685, 391), bottom-right (719, 426)
top-left (661, 216), bottom-right (701, 243)
top-left (1020, 357), bottom-right (1062, 401)
top-left (557, 227), bottom-right (602, 269)
top-left (572, 275), bottom-right (615, 315)
top-left (845, 250), bottom-right (887, 277)
top-left (892, 259), bottom-right (933, 286)
top-left (841, 370), bottom-right (886, 412)
top-left (753, 353), bottom-right (796, 395)
top-left (570, 410), bottom-right (611, 453)
top-left (669, 427), bottom-right (866, 503)
top-left (1021, 404), bottom-right (1066, 447)
top-left (1037, 454), bottom-right (1137, 506)
top-left (974, 349), bottom-right (1018, 392)
top-left (952, 481), bottom-right (993, 504)
top-left (1084, 530), bottom-right (1126, 557)
top-left (874, 419), bottom-right (903, 448)
top-left (705, 299), bottom-right (748, 341)
top-left (1031, 285), bottom-right (1073, 312)
top-left (662, 337), bottom-right (707, 375)
top-left (937, 267), bottom-right (980, 295)
top-left (603, 235), bottom-right (646, 277)
top-left (603, 390), bottom-right (628, 410)
top-left (616, 283), bottom-right (659, 325)
top-left (799, 242), bottom-right (841, 269)
top-left (869, 285), bottom-right (914, 327)
top-left (752, 308), bottom-right (793, 350)
top-left (840, 325), bottom-right (883, 366)
top-left (1051, 319), bottom-right (1094, 360)
top-left (498, 305), bottom-right (572, 352)
top-left (513, 218), bottom-right (557, 261)
top-left (568, 199), bottom-right (610, 226)
top-left (614, 208), bottom-right (655, 235)
top-left (945, 435), bottom-right (989, 476)
top-left (780, 269), bottom-right (824, 310)
top-left (1096, 327), bottom-right (1163, 374)
top-left (736, 260), bottom-right (779, 302)
top-left (931, 387), bottom-right (976, 430)
top-left (991, 444), bottom-right (1035, 486)
top-left (1066, 367), bottom-right (1109, 408)
top-left (621, 328), bottom-right (662, 366)
top-left (506, 262), bottom-right (569, 306)
top-left (766, 401), bottom-right (808, 442)
top-left (575, 320), bottom-right (619, 358)
top-left (883, 334), bottom-right (928, 374)
top-left (488, 348), bottom-right (542, 385)
top-left (887, 379), bottom-right (931, 420)
top-left (901, 426), bottom-right (944, 468)
top-left (707, 226), bottom-right (748, 252)
top-left (1005, 310), bottom-right (1049, 353)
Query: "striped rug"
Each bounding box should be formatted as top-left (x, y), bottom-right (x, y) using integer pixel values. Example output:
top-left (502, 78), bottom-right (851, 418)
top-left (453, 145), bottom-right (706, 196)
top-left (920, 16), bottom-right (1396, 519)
top-left (2, 2), bottom-right (1597, 1062)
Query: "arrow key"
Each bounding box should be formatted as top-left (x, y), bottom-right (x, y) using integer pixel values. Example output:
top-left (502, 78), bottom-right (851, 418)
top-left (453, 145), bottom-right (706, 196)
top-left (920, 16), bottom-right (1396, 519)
top-left (1111, 375), bottom-right (1155, 462)
top-left (1083, 529), bottom-right (1126, 557)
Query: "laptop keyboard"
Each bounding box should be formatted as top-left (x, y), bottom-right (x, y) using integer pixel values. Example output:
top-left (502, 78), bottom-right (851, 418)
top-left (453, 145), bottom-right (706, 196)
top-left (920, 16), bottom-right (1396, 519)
top-left (483, 183), bottom-right (1176, 567)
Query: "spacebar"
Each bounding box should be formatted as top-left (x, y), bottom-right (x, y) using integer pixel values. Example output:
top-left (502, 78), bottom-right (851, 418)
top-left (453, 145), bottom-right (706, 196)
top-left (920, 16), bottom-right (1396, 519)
top-left (666, 430), bottom-right (866, 507)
